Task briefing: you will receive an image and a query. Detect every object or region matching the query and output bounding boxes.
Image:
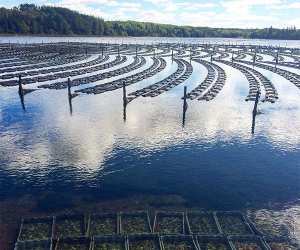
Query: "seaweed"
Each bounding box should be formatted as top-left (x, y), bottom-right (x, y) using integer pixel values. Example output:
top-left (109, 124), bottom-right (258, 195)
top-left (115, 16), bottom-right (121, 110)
top-left (161, 236), bottom-right (197, 250)
top-left (14, 240), bottom-right (52, 250)
top-left (19, 221), bottom-right (52, 241)
top-left (129, 239), bottom-right (160, 250)
top-left (186, 212), bottom-right (219, 235)
top-left (127, 234), bottom-right (162, 250)
top-left (17, 245), bottom-right (48, 250)
top-left (197, 236), bottom-right (231, 250)
top-left (55, 215), bottom-right (85, 238)
top-left (233, 241), bottom-right (263, 250)
top-left (205, 242), bottom-right (228, 250)
top-left (250, 211), bottom-right (290, 237)
top-left (56, 242), bottom-right (90, 250)
top-left (162, 239), bottom-right (197, 250)
top-left (89, 214), bottom-right (118, 236)
top-left (55, 237), bottom-right (91, 250)
top-left (268, 242), bottom-right (297, 250)
top-left (93, 236), bottom-right (126, 250)
top-left (265, 237), bottom-right (299, 250)
top-left (120, 212), bottom-right (151, 234)
top-left (94, 242), bottom-right (124, 250)
top-left (217, 213), bottom-right (252, 235)
top-left (154, 212), bottom-right (184, 234)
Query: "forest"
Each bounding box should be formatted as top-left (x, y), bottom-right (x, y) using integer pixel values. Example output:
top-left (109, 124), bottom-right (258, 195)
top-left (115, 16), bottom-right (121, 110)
top-left (0, 4), bottom-right (299, 40)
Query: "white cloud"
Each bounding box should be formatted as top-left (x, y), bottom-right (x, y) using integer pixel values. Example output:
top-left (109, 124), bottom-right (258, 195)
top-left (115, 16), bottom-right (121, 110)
top-left (44, 0), bottom-right (298, 28)
top-left (271, 2), bottom-right (300, 9)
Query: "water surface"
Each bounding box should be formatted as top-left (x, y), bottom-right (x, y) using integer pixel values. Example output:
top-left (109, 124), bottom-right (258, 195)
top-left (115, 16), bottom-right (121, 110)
top-left (0, 37), bottom-right (300, 243)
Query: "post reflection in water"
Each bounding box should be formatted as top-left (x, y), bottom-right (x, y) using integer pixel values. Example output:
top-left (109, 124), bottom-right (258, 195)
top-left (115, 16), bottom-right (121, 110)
top-left (251, 91), bottom-right (260, 134)
top-left (18, 90), bottom-right (26, 111)
top-left (68, 95), bottom-right (73, 115)
top-left (182, 86), bottom-right (188, 127)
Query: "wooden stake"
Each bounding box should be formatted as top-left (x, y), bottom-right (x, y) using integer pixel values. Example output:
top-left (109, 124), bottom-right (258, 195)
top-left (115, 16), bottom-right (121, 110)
top-left (123, 81), bottom-right (127, 122)
top-left (18, 75), bottom-right (25, 111)
top-left (182, 86), bottom-right (188, 127)
top-left (123, 81), bottom-right (127, 108)
top-left (18, 75), bottom-right (23, 96)
top-left (67, 78), bottom-right (72, 99)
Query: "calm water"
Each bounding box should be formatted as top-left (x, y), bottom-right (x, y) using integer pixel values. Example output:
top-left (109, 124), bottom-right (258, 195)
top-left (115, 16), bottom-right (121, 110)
top-left (0, 37), bottom-right (300, 217)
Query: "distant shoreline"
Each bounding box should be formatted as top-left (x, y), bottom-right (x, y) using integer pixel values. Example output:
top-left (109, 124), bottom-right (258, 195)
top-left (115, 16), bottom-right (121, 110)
top-left (0, 34), bottom-right (299, 42)
top-left (1, 5), bottom-right (299, 40)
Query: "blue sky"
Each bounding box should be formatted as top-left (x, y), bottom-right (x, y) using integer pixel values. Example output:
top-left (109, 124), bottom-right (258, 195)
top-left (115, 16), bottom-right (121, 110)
top-left (2, 0), bottom-right (300, 28)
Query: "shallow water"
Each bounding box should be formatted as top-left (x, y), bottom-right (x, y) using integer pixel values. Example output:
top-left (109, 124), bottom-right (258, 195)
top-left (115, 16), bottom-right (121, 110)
top-left (0, 37), bottom-right (300, 245)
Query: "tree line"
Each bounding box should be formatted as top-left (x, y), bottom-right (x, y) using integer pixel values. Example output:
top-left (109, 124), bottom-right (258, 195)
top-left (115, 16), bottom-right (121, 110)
top-left (0, 4), bottom-right (299, 40)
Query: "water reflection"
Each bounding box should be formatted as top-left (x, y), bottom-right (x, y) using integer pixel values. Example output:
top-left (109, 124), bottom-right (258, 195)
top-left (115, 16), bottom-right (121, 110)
top-left (251, 91), bottom-right (260, 134)
top-left (68, 94), bottom-right (74, 115)
top-left (182, 86), bottom-right (188, 127)
top-left (18, 90), bottom-right (26, 111)
top-left (0, 39), bottom-right (300, 215)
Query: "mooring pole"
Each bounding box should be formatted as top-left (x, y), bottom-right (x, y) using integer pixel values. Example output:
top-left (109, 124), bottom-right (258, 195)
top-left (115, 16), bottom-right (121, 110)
top-left (231, 52), bottom-right (234, 62)
top-left (252, 91), bottom-right (260, 134)
top-left (67, 78), bottom-right (72, 99)
top-left (102, 47), bottom-right (104, 57)
top-left (136, 46), bottom-right (138, 57)
top-left (18, 75), bottom-right (23, 96)
top-left (253, 51), bottom-right (256, 67)
top-left (67, 78), bottom-right (74, 115)
top-left (210, 54), bottom-right (213, 62)
top-left (182, 86), bottom-right (188, 127)
top-left (275, 51), bottom-right (279, 69)
top-left (118, 46), bottom-right (120, 57)
top-left (123, 81), bottom-right (127, 122)
top-left (18, 75), bottom-right (25, 111)
top-left (171, 49), bottom-right (174, 61)
top-left (123, 81), bottom-right (127, 108)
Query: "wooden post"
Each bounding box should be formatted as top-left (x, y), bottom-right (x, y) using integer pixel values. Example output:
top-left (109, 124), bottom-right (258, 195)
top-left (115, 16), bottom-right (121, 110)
top-left (67, 78), bottom-right (72, 99)
top-left (102, 47), bottom-right (104, 56)
top-left (275, 51), bottom-right (279, 69)
top-left (231, 52), bottom-right (234, 62)
top-left (67, 78), bottom-right (75, 115)
top-left (210, 54), bottom-right (213, 62)
top-left (118, 46), bottom-right (120, 57)
top-left (123, 81), bottom-right (127, 122)
top-left (171, 49), bottom-right (174, 61)
top-left (136, 46), bottom-right (138, 57)
top-left (253, 51), bottom-right (256, 67)
top-left (18, 75), bottom-right (23, 96)
top-left (252, 91), bottom-right (260, 134)
top-left (123, 81), bottom-right (127, 108)
top-left (182, 86), bottom-right (188, 127)
top-left (18, 75), bottom-right (25, 111)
